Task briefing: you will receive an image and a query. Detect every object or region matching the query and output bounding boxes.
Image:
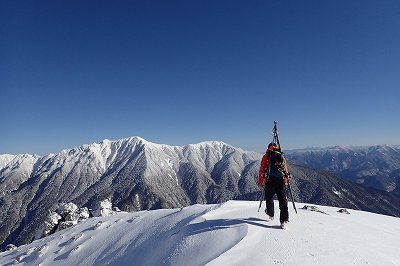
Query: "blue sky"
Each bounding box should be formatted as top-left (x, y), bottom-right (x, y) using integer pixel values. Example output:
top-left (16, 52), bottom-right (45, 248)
top-left (1, 0), bottom-right (399, 155)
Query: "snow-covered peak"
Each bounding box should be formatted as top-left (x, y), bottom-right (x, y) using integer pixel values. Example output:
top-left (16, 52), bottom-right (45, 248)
top-left (184, 140), bottom-right (237, 155)
top-left (0, 154), bottom-right (40, 174)
top-left (0, 136), bottom-right (256, 192)
top-left (187, 140), bottom-right (230, 147)
top-left (0, 154), bottom-right (41, 191)
top-left (0, 154), bottom-right (17, 170)
top-left (0, 137), bottom-right (249, 164)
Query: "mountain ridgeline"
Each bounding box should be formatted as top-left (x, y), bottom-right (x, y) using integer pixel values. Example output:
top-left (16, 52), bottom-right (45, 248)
top-left (285, 145), bottom-right (400, 192)
top-left (1, 137), bottom-right (400, 249)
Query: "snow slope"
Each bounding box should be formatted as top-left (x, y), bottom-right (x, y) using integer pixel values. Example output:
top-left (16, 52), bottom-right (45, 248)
top-left (0, 155), bottom-right (17, 170)
top-left (1, 200), bottom-right (399, 266)
top-left (0, 154), bottom-right (40, 192)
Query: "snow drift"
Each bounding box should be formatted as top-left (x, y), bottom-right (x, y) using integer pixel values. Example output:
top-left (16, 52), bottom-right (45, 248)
top-left (0, 200), bottom-right (399, 266)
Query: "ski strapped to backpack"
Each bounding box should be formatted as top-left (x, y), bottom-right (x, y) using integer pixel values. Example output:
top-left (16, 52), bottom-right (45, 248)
top-left (273, 121), bottom-right (298, 214)
top-left (258, 121), bottom-right (298, 214)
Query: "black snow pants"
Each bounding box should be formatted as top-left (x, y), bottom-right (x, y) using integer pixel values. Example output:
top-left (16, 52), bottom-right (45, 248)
top-left (264, 178), bottom-right (289, 223)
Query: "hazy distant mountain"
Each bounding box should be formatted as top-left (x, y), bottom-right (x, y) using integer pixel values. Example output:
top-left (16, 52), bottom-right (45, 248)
top-left (1, 138), bottom-right (399, 249)
top-left (286, 145), bottom-right (400, 192)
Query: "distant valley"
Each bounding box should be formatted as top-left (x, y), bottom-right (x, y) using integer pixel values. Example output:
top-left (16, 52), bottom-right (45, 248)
top-left (286, 145), bottom-right (400, 193)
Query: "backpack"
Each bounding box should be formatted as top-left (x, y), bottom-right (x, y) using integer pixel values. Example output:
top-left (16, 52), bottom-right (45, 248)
top-left (268, 150), bottom-right (286, 178)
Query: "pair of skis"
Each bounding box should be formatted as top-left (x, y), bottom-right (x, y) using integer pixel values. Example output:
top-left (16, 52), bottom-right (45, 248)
top-left (258, 121), bottom-right (298, 214)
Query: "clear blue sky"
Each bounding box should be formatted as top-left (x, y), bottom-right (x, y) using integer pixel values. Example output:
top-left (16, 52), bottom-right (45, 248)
top-left (1, 0), bottom-right (399, 155)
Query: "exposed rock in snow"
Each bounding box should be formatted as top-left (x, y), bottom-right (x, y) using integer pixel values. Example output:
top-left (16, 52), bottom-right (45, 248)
top-left (5, 244), bottom-right (16, 251)
top-left (35, 212), bottom-right (62, 240)
top-left (34, 203), bottom-right (90, 240)
top-left (338, 208), bottom-right (350, 214)
top-left (301, 205), bottom-right (329, 215)
top-left (57, 221), bottom-right (77, 231)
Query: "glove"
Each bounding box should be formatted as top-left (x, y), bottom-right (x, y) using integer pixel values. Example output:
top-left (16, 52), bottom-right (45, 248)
top-left (283, 173), bottom-right (291, 186)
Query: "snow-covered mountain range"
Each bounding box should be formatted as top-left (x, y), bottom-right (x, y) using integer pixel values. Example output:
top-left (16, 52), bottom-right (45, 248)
top-left (286, 145), bottom-right (400, 192)
top-left (1, 137), bottom-right (400, 250)
top-left (1, 200), bottom-right (399, 266)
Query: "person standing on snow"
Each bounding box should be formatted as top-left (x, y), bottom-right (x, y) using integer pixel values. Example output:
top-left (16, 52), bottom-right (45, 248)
top-left (258, 142), bottom-right (290, 229)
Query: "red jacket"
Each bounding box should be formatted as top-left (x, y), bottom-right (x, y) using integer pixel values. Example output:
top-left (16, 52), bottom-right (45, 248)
top-left (258, 145), bottom-right (289, 186)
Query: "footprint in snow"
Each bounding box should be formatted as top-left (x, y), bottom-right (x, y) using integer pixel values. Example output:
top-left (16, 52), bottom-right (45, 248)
top-left (127, 217), bottom-right (135, 223)
top-left (71, 233), bottom-right (83, 241)
top-left (20, 245), bottom-right (47, 263)
top-left (59, 236), bottom-right (80, 248)
top-left (54, 249), bottom-right (62, 254)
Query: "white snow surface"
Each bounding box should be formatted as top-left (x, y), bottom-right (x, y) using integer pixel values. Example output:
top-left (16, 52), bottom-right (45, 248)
top-left (0, 154), bottom-right (17, 170)
top-left (0, 154), bottom-right (40, 192)
top-left (1, 200), bottom-right (399, 266)
top-left (0, 154), bottom-right (39, 174)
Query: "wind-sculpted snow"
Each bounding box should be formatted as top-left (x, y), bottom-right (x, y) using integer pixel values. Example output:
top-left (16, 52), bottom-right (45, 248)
top-left (0, 204), bottom-right (245, 265)
top-left (0, 201), bottom-right (399, 266)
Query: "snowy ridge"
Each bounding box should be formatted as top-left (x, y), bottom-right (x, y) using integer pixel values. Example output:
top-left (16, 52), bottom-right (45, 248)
top-left (286, 144), bottom-right (400, 192)
top-left (1, 137), bottom-right (400, 250)
top-left (0, 154), bottom-right (40, 192)
top-left (1, 200), bottom-right (399, 266)
top-left (0, 154), bottom-right (17, 170)
top-left (0, 136), bottom-right (261, 248)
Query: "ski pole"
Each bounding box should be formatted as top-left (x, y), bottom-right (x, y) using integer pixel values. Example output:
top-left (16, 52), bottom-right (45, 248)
top-left (258, 187), bottom-right (264, 212)
top-left (287, 177), bottom-right (298, 214)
